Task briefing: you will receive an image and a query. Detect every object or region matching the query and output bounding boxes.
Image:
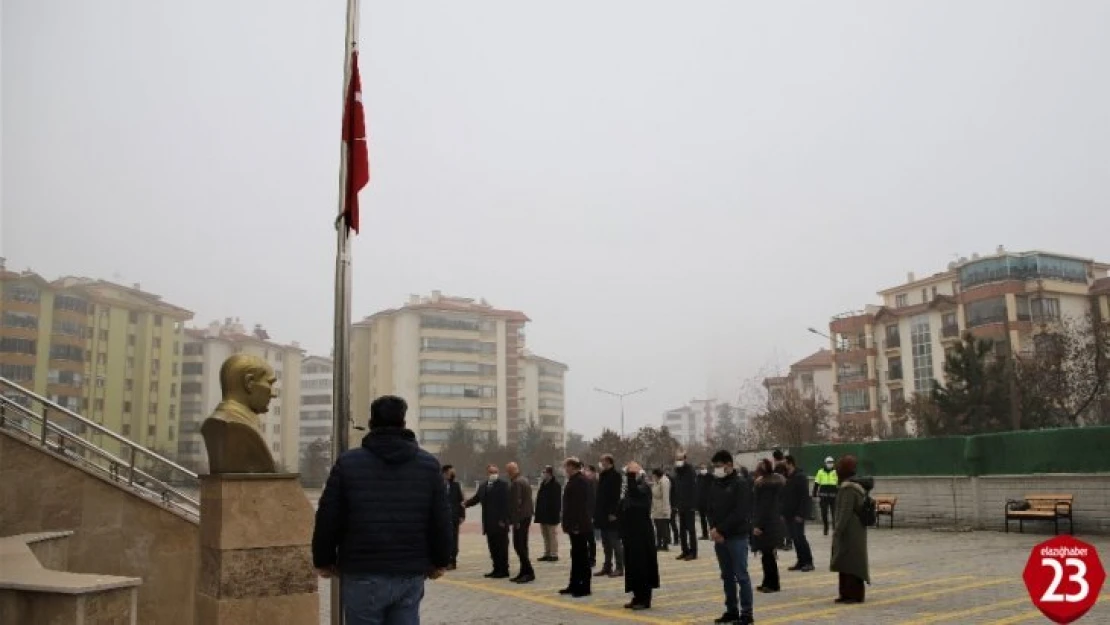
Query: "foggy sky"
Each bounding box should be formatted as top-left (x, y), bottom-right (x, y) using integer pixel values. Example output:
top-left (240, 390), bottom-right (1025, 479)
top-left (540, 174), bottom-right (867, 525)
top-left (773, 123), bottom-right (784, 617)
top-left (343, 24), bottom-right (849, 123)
top-left (3, 1), bottom-right (1109, 438)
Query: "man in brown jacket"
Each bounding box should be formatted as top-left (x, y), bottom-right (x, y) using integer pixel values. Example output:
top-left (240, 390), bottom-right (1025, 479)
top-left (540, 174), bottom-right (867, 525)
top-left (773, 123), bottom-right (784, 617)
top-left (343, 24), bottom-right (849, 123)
top-left (506, 462), bottom-right (535, 583)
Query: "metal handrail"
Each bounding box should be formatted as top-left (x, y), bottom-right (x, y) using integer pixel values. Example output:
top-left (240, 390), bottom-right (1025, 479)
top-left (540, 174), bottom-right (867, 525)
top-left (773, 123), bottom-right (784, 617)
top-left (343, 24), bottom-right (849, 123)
top-left (0, 376), bottom-right (199, 520)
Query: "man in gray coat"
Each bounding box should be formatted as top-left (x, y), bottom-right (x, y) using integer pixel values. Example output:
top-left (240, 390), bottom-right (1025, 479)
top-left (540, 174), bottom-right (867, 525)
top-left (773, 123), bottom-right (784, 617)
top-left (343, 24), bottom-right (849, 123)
top-left (506, 462), bottom-right (536, 583)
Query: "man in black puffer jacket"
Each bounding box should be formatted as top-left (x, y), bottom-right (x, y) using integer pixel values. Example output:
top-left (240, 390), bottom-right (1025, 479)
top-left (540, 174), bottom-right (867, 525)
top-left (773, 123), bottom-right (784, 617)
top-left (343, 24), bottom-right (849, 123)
top-left (313, 395), bottom-right (452, 623)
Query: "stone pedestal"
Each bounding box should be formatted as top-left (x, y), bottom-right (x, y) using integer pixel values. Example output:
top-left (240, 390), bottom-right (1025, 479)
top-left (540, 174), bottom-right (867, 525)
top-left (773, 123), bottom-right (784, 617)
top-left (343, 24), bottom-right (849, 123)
top-left (196, 474), bottom-right (318, 624)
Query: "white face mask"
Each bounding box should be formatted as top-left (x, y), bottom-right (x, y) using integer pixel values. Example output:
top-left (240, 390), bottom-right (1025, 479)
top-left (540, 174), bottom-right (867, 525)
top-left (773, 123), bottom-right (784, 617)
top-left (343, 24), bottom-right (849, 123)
top-left (675, 460), bottom-right (685, 468)
top-left (698, 469), bottom-right (708, 475)
top-left (826, 464), bottom-right (835, 470)
top-left (713, 467), bottom-right (727, 478)
top-left (488, 474), bottom-right (498, 482)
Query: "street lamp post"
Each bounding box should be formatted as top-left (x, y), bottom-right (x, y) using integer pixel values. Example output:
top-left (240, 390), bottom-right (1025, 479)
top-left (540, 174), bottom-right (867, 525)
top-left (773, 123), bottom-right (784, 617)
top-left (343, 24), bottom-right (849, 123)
top-left (807, 327), bottom-right (831, 340)
top-left (593, 387), bottom-right (647, 438)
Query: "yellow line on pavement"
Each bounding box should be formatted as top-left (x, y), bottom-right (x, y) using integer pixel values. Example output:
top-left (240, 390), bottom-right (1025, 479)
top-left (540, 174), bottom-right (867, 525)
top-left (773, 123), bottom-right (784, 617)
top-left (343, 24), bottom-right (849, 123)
top-left (438, 577), bottom-right (679, 625)
top-left (757, 577), bottom-right (1014, 625)
top-left (895, 597), bottom-right (1029, 625)
top-left (653, 571), bottom-right (918, 609)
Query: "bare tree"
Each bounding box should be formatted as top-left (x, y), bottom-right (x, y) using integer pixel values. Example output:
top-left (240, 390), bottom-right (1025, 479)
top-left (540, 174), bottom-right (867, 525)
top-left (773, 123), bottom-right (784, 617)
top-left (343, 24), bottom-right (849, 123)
top-left (752, 385), bottom-right (833, 448)
top-left (1014, 312), bottom-right (1110, 428)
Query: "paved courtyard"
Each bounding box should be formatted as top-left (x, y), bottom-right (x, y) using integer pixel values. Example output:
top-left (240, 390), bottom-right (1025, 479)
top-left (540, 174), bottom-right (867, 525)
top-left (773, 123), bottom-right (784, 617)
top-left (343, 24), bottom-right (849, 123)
top-left (319, 519), bottom-right (1109, 624)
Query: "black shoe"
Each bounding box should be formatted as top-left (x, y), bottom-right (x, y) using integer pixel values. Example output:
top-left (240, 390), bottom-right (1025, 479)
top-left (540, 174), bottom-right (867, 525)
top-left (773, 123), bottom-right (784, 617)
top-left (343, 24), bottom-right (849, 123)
top-left (714, 613), bottom-right (740, 624)
top-left (788, 563), bottom-right (803, 571)
top-left (757, 585), bottom-right (780, 593)
top-left (548, 556), bottom-right (559, 562)
top-left (835, 597), bottom-right (863, 604)
top-left (594, 567), bottom-right (612, 577)
top-left (739, 615), bottom-right (754, 625)
top-left (514, 573), bottom-right (535, 584)
top-left (799, 563), bottom-right (815, 572)
top-left (676, 553), bottom-right (689, 561)
top-left (483, 571), bottom-right (497, 578)
top-left (489, 571), bottom-right (510, 579)
top-left (558, 587), bottom-right (573, 595)
top-left (624, 602), bottom-right (651, 610)
top-left (537, 556), bottom-right (551, 562)
top-left (571, 590), bottom-right (591, 598)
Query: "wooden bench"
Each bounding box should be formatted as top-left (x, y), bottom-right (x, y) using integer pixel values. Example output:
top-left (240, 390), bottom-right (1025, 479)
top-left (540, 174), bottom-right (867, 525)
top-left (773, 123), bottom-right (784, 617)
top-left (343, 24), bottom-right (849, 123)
top-left (873, 496), bottom-right (897, 529)
top-left (1005, 494), bottom-right (1074, 535)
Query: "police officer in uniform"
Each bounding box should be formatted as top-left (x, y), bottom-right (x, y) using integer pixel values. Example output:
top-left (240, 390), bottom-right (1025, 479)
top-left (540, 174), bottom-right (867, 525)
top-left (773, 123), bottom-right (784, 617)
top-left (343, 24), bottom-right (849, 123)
top-left (812, 456), bottom-right (838, 536)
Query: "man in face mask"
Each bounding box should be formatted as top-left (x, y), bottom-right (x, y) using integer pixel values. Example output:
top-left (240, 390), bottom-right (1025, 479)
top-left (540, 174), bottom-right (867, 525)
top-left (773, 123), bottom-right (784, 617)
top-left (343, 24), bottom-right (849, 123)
top-left (464, 463), bottom-right (511, 578)
top-left (593, 455), bottom-right (625, 577)
top-left (812, 456), bottom-right (839, 536)
top-left (696, 464), bottom-right (713, 541)
top-left (672, 452), bottom-right (698, 561)
top-left (535, 466), bottom-right (563, 562)
top-left (443, 465), bottom-right (465, 570)
top-left (707, 450), bottom-right (755, 625)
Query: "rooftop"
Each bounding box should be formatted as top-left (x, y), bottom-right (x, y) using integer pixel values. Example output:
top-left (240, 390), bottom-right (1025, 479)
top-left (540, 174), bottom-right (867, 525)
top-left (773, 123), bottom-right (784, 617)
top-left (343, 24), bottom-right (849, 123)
top-left (358, 290), bottom-right (530, 324)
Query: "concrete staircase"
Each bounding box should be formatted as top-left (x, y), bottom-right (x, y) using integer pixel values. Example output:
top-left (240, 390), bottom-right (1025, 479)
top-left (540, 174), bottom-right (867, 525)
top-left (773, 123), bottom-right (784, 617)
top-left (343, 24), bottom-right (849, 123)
top-left (0, 531), bottom-right (141, 624)
top-left (0, 377), bottom-right (201, 624)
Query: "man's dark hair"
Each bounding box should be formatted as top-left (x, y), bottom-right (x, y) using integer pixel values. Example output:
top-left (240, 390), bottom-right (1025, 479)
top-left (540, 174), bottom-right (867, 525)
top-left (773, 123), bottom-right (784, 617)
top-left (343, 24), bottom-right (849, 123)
top-left (587, 464), bottom-right (597, 472)
top-left (441, 464), bottom-right (453, 474)
top-left (711, 449), bottom-right (734, 465)
top-left (652, 468), bottom-right (664, 478)
top-left (369, 395), bottom-right (407, 429)
top-left (564, 457), bottom-right (583, 470)
top-left (601, 454), bottom-right (614, 465)
top-left (784, 454), bottom-right (797, 467)
top-left (739, 466), bottom-right (750, 478)
top-left (772, 449), bottom-right (784, 461)
top-left (543, 465), bottom-right (554, 474)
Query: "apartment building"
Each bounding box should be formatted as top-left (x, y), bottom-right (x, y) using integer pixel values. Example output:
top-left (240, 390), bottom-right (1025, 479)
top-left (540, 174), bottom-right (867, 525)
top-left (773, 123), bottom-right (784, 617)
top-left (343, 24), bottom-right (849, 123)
top-left (763, 348), bottom-right (835, 404)
top-left (662, 398), bottom-right (739, 446)
top-left (825, 248), bottom-right (1110, 435)
top-left (520, 351), bottom-right (569, 448)
top-left (177, 319), bottom-right (304, 472)
top-left (1, 266), bottom-right (193, 458)
top-left (350, 291), bottom-right (529, 453)
top-left (299, 355), bottom-right (334, 470)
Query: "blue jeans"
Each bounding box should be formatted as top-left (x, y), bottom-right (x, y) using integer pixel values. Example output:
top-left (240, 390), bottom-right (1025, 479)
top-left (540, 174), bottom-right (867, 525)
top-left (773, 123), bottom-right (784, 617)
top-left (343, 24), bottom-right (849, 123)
top-left (342, 574), bottom-right (425, 625)
top-left (714, 537), bottom-right (753, 617)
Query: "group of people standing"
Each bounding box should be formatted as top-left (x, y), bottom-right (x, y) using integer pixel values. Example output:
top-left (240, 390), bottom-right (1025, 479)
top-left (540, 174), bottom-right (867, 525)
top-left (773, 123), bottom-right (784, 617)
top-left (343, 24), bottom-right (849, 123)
top-left (310, 394), bottom-right (872, 625)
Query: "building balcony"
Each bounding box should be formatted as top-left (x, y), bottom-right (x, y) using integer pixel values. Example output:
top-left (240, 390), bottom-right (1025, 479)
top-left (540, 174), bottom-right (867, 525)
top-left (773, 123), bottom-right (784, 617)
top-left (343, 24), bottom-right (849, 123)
top-left (941, 324), bottom-right (960, 340)
top-left (883, 336), bottom-right (901, 351)
top-left (966, 314), bottom-right (1007, 328)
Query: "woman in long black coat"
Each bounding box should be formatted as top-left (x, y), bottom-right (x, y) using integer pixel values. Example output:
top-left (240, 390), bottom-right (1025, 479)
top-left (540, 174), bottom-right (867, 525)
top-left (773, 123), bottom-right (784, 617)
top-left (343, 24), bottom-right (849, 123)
top-left (752, 458), bottom-right (786, 593)
top-left (620, 460), bottom-right (660, 610)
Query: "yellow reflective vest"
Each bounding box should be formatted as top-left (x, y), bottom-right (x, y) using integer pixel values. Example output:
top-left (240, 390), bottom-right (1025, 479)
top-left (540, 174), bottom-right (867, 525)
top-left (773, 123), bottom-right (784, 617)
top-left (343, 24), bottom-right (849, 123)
top-left (814, 468), bottom-right (838, 494)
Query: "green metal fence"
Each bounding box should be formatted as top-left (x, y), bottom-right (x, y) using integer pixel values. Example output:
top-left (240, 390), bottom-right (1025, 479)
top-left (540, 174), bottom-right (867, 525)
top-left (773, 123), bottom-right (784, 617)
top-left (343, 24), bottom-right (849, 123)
top-left (794, 427), bottom-right (1110, 476)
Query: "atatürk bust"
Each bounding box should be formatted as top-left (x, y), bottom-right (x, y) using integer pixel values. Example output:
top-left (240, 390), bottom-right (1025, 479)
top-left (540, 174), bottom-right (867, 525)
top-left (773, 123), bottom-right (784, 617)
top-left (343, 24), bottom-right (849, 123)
top-left (200, 354), bottom-right (278, 474)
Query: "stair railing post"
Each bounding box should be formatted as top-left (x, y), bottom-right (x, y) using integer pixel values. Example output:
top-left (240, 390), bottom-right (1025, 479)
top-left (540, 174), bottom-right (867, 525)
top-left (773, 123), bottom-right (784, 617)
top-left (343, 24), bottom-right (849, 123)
top-left (128, 444), bottom-right (138, 486)
top-left (40, 406), bottom-right (49, 447)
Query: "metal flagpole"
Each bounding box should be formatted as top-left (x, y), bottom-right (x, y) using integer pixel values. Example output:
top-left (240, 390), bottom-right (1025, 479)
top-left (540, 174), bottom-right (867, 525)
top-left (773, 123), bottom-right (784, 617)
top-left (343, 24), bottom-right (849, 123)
top-left (331, 1), bottom-right (360, 623)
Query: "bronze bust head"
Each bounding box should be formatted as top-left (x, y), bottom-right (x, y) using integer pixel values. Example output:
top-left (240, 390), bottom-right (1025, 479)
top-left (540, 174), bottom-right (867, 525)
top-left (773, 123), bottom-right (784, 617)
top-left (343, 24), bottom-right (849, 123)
top-left (200, 354), bottom-right (278, 474)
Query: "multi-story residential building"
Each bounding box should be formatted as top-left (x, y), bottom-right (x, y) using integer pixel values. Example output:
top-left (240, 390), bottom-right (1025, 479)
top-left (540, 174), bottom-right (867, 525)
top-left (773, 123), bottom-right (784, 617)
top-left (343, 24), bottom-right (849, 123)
top-left (177, 319), bottom-right (304, 472)
top-left (520, 351), bottom-right (569, 448)
top-left (350, 291), bottom-right (529, 453)
top-left (662, 398), bottom-right (728, 446)
top-left (299, 355), bottom-right (334, 470)
top-left (825, 248), bottom-right (1110, 435)
top-left (763, 348), bottom-right (835, 403)
top-left (1, 265), bottom-right (192, 459)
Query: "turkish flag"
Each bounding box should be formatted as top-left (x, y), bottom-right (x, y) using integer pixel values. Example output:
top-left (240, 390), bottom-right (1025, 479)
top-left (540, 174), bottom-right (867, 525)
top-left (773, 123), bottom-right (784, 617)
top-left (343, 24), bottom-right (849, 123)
top-left (342, 50), bottom-right (369, 234)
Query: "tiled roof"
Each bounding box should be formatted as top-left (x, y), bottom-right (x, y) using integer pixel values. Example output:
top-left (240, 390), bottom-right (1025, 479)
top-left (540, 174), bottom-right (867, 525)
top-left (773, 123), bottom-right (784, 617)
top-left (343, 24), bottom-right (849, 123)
top-left (791, 349), bottom-right (832, 370)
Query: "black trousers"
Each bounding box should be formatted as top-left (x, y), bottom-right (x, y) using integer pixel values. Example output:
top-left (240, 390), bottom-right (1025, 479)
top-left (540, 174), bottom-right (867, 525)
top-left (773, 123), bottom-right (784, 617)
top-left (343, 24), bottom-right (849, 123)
top-left (698, 507), bottom-right (710, 538)
top-left (451, 520), bottom-right (461, 564)
top-left (586, 529), bottom-right (596, 565)
top-left (759, 549), bottom-right (780, 590)
top-left (632, 587), bottom-right (653, 606)
top-left (653, 519), bottom-right (671, 548)
top-left (819, 494), bottom-right (836, 533)
top-left (678, 509), bottom-right (698, 556)
top-left (512, 520), bottom-right (534, 576)
top-left (486, 529), bottom-right (510, 574)
top-left (600, 528), bottom-right (624, 570)
top-left (669, 510), bottom-right (679, 542)
top-left (569, 533), bottom-right (592, 593)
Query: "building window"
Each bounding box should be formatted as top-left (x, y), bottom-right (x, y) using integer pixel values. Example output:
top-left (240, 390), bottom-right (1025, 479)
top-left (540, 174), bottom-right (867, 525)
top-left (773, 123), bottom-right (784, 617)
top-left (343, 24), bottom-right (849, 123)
top-left (153, 337), bottom-right (162, 349)
top-left (419, 383), bottom-right (496, 398)
top-left (420, 314), bottom-right (481, 331)
top-left (148, 425), bottom-right (156, 437)
top-left (931, 285), bottom-right (938, 299)
top-left (154, 315), bottom-right (163, 327)
top-left (98, 329), bottom-right (109, 341)
top-left (1, 338), bottom-right (37, 355)
top-left (895, 294), bottom-right (908, 308)
top-left (921, 288), bottom-right (927, 303)
top-left (910, 314), bottom-right (934, 395)
top-left (4, 285), bottom-right (40, 303)
top-left (129, 311), bottom-right (138, 324)
top-left (95, 398), bottom-right (105, 411)
top-left (539, 398), bottom-right (563, 409)
top-left (890, 387), bottom-right (906, 413)
top-left (150, 382), bottom-right (159, 394)
top-left (125, 379), bottom-right (134, 391)
top-left (53, 295), bottom-right (89, 313)
top-left (0, 364), bottom-right (35, 381)
top-left (1030, 297), bottom-right (1061, 323)
top-left (124, 401), bottom-right (132, 413)
top-left (888, 357), bottom-right (903, 380)
top-left (122, 424), bottom-right (132, 436)
top-left (149, 403), bottom-right (158, 415)
top-left (419, 429), bottom-right (453, 444)
top-left (303, 395), bottom-right (332, 405)
top-left (181, 381), bottom-right (202, 394)
top-left (2, 312), bottom-right (39, 329)
top-left (170, 383), bottom-right (177, 398)
top-left (182, 362), bottom-right (203, 375)
top-left (51, 321), bottom-right (85, 339)
top-left (965, 297), bottom-right (1007, 328)
top-left (838, 389), bottom-right (870, 413)
top-left (168, 426), bottom-right (175, 441)
top-left (885, 324), bottom-right (900, 348)
top-left (419, 360), bottom-right (496, 376)
top-left (183, 343), bottom-right (203, 356)
top-left (419, 407), bottom-right (496, 420)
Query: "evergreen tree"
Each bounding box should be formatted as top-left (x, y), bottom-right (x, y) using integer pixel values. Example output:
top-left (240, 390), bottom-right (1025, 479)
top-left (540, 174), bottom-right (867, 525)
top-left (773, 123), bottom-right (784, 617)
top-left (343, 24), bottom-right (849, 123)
top-left (932, 332), bottom-right (1011, 434)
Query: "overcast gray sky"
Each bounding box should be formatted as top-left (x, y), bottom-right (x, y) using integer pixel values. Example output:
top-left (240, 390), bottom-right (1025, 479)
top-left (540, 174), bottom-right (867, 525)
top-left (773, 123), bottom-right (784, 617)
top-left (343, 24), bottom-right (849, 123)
top-left (3, 1), bottom-right (1109, 438)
